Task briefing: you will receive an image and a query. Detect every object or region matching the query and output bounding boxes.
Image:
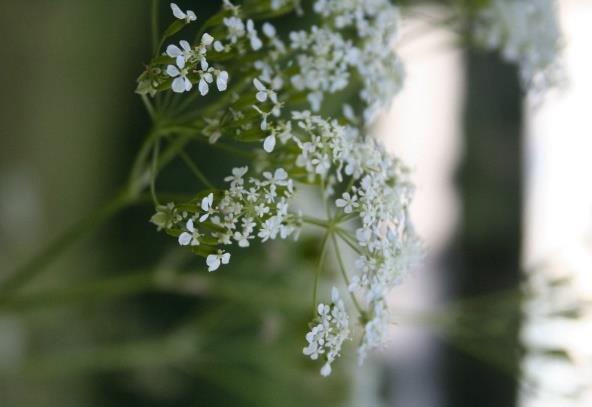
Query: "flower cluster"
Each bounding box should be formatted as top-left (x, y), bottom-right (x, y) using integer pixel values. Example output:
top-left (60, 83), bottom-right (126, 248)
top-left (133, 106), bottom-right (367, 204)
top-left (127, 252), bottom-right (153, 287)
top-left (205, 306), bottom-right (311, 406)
top-left (303, 287), bottom-right (350, 377)
top-left (473, 0), bottom-right (563, 96)
top-left (137, 3), bottom-right (229, 96)
top-left (151, 167), bottom-right (300, 272)
top-left (290, 0), bottom-right (405, 122)
top-left (139, 0), bottom-right (563, 378)
top-left (279, 111), bottom-right (422, 363)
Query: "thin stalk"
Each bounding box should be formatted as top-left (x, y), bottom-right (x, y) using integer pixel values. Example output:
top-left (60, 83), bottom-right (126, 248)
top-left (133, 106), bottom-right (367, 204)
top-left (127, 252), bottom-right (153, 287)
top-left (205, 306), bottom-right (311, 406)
top-left (0, 190), bottom-right (132, 295)
top-left (311, 232), bottom-right (330, 318)
top-left (335, 228), bottom-right (362, 255)
top-left (141, 94), bottom-right (156, 121)
top-left (301, 215), bottom-right (330, 229)
top-left (150, 137), bottom-right (161, 205)
top-left (151, 0), bottom-right (160, 53)
top-left (331, 233), bottom-right (364, 314)
top-left (179, 150), bottom-right (215, 189)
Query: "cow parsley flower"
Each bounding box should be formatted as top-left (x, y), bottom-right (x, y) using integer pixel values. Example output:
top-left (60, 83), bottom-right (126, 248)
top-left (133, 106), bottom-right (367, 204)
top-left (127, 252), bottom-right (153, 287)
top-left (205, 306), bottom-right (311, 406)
top-left (206, 250), bottom-right (231, 272)
top-left (303, 287), bottom-right (350, 377)
top-left (178, 219), bottom-right (200, 246)
top-left (166, 59), bottom-right (192, 93)
top-left (170, 2), bottom-right (196, 23)
top-left (166, 40), bottom-right (193, 67)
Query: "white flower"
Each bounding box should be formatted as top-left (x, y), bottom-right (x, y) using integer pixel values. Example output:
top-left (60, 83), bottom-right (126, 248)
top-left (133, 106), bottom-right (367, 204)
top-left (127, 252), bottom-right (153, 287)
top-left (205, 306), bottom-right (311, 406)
top-left (166, 40), bottom-right (193, 67)
top-left (206, 250), bottom-right (231, 272)
top-left (253, 78), bottom-right (278, 104)
top-left (303, 287), bottom-right (350, 376)
top-left (170, 3), bottom-right (196, 23)
top-left (198, 69), bottom-right (214, 96)
top-left (223, 16), bottom-right (245, 43)
top-left (178, 219), bottom-right (200, 246)
top-left (199, 193), bottom-right (214, 222)
top-left (166, 59), bottom-right (192, 93)
top-left (224, 166), bottom-right (248, 187)
top-left (335, 192), bottom-right (358, 214)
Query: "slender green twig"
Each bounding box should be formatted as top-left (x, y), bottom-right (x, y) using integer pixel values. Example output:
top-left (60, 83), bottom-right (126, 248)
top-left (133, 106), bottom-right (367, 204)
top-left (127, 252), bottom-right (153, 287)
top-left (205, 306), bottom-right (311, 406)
top-left (331, 233), bottom-right (364, 314)
top-left (179, 150), bottom-right (215, 189)
top-left (150, 137), bottom-right (161, 205)
top-left (141, 94), bottom-right (156, 121)
top-left (0, 190), bottom-right (133, 295)
top-left (311, 232), bottom-right (330, 318)
top-left (151, 0), bottom-right (160, 53)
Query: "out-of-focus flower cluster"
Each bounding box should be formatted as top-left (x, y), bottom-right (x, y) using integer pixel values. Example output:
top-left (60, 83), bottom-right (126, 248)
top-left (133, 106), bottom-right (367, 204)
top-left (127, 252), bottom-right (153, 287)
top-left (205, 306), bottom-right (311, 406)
top-left (473, 0), bottom-right (563, 97)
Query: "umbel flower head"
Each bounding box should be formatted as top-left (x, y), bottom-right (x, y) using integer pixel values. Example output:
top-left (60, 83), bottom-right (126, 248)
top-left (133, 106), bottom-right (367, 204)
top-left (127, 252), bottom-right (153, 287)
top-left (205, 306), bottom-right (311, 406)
top-left (138, 0), bottom-right (561, 377)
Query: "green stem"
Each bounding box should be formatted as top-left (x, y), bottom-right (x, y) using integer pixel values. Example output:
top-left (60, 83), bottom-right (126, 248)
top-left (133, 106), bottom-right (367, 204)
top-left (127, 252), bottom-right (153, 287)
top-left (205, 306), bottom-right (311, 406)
top-left (335, 228), bottom-right (362, 255)
top-left (179, 150), bottom-right (215, 189)
top-left (0, 190), bottom-right (132, 295)
top-left (301, 216), bottom-right (330, 229)
top-left (141, 94), bottom-right (156, 121)
top-left (151, 0), bottom-right (160, 53)
top-left (331, 233), bottom-right (364, 314)
top-left (311, 232), bottom-right (330, 318)
top-left (150, 137), bottom-right (161, 205)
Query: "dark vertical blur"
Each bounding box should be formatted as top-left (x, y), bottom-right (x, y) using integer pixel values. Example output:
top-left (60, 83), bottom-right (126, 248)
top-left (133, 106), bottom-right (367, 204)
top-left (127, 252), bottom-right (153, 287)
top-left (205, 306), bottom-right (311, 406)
top-left (441, 50), bottom-right (523, 407)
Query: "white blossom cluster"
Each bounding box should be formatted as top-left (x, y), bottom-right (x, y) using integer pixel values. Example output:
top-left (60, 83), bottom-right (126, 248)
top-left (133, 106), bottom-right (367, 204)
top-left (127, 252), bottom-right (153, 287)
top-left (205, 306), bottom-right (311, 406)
top-left (281, 111), bottom-right (422, 364)
top-left (143, 0), bottom-right (420, 377)
top-left (291, 0), bottom-right (405, 122)
top-left (473, 0), bottom-right (563, 96)
top-left (151, 167), bottom-right (300, 272)
top-left (137, 3), bottom-right (229, 96)
top-left (303, 287), bottom-right (350, 377)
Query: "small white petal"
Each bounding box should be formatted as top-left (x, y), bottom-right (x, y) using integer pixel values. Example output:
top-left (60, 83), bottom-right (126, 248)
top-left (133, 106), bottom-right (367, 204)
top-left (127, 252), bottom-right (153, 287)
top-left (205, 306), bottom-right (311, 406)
top-left (253, 78), bottom-right (265, 91)
top-left (206, 255), bottom-right (220, 272)
top-left (256, 91), bottom-right (268, 103)
top-left (186, 10), bottom-right (197, 21)
top-left (221, 253), bottom-right (230, 264)
top-left (166, 44), bottom-right (182, 58)
top-left (170, 3), bottom-right (185, 20)
top-left (263, 135), bottom-right (276, 153)
top-left (263, 23), bottom-right (276, 38)
top-left (172, 77), bottom-right (187, 93)
top-left (201, 193), bottom-right (213, 211)
top-left (200, 58), bottom-right (209, 71)
top-left (201, 33), bottom-right (214, 46)
top-left (251, 36), bottom-right (262, 51)
top-left (183, 77), bottom-right (193, 92)
top-left (274, 168), bottom-right (287, 179)
top-left (166, 65), bottom-right (180, 77)
top-left (214, 41), bottom-right (224, 52)
top-left (199, 213), bottom-right (209, 223)
top-left (178, 232), bottom-right (192, 246)
top-left (180, 40), bottom-right (191, 51)
top-left (186, 219), bottom-right (195, 232)
top-left (176, 55), bottom-right (186, 69)
top-left (216, 71), bottom-right (228, 91)
top-left (320, 363), bottom-right (332, 377)
top-left (198, 79), bottom-right (209, 96)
